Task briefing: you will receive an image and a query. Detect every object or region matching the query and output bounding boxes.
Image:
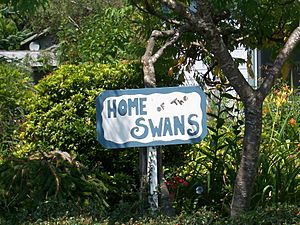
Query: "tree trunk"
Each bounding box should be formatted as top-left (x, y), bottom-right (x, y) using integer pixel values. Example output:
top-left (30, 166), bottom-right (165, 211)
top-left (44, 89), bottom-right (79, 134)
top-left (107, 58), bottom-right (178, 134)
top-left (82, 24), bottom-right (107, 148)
top-left (230, 96), bottom-right (263, 217)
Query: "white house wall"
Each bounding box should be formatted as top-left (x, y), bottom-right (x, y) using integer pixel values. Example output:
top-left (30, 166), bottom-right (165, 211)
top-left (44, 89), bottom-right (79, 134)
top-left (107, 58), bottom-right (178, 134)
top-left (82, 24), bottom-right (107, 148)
top-left (0, 50), bottom-right (58, 67)
top-left (184, 46), bottom-right (258, 88)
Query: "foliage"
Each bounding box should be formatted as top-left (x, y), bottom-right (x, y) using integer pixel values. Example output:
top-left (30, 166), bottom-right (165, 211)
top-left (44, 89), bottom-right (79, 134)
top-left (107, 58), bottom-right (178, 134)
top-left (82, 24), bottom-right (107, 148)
top-left (57, 5), bottom-right (179, 86)
top-left (220, 204), bottom-right (300, 225)
top-left (0, 12), bottom-right (32, 50)
top-left (252, 83), bottom-right (300, 206)
top-left (58, 6), bottom-right (146, 64)
top-left (1, 204), bottom-right (298, 224)
top-left (163, 87), bottom-right (243, 214)
top-left (163, 83), bottom-right (299, 214)
top-left (133, 0), bottom-right (300, 51)
top-left (0, 0), bottom-right (49, 14)
top-left (26, 0), bottom-right (124, 33)
top-left (0, 63), bottom-right (33, 160)
top-left (18, 62), bottom-right (142, 208)
top-left (19, 62), bottom-right (141, 158)
top-left (208, 0), bottom-right (300, 49)
top-left (0, 150), bottom-right (107, 224)
top-left (0, 29), bottom-right (32, 50)
top-left (0, 12), bottom-right (17, 37)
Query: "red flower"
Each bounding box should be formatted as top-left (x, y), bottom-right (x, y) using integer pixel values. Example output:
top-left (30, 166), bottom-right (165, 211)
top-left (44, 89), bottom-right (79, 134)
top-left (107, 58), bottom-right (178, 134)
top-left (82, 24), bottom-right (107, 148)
top-left (165, 181), bottom-right (177, 189)
top-left (290, 118), bottom-right (296, 127)
top-left (182, 181), bottom-right (189, 187)
top-left (165, 176), bottom-right (189, 191)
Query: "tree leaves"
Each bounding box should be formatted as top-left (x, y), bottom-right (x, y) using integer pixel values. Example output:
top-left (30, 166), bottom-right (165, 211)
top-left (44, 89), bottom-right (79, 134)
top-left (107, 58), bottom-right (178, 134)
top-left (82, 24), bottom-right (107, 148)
top-left (1, 0), bottom-right (49, 14)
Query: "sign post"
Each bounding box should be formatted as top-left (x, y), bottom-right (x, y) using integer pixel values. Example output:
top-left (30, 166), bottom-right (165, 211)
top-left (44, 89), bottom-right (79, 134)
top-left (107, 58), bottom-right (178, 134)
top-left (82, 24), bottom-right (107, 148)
top-left (96, 86), bottom-right (207, 211)
top-left (147, 146), bottom-right (158, 209)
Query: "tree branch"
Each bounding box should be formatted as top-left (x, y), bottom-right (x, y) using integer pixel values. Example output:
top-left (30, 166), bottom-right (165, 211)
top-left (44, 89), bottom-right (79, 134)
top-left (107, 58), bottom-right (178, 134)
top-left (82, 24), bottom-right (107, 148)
top-left (144, 0), bottom-right (182, 25)
top-left (258, 25), bottom-right (300, 99)
top-left (131, 0), bottom-right (182, 25)
top-left (193, 0), bottom-right (254, 102)
top-left (159, 0), bottom-right (197, 22)
top-left (142, 27), bottom-right (183, 87)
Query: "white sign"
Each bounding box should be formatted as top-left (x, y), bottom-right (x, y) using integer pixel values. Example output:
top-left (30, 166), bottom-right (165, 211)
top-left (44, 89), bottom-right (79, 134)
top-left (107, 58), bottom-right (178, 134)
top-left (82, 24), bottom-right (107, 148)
top-left (96, 86), bottom-right (207, 148)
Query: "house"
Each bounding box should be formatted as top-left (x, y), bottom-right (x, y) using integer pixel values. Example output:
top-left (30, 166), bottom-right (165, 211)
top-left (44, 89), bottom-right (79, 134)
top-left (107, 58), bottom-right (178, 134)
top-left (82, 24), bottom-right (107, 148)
top-left (184, 46), bottom-right (300, 89)
top-left (0, 28), bottom-right (58, 83)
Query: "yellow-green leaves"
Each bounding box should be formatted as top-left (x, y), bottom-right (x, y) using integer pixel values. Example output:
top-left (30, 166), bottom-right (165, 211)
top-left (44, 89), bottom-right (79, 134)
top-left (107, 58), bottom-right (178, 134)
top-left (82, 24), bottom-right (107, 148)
top-left (20, 62), bottom-right (141, 163)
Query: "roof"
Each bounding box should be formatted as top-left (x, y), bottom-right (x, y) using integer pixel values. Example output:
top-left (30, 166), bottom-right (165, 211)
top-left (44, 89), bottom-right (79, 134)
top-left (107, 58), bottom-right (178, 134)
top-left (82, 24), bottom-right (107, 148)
top-left (0, 50), bottom-right (58, 67)
top-left (20, 27), bottom-right (51, 46)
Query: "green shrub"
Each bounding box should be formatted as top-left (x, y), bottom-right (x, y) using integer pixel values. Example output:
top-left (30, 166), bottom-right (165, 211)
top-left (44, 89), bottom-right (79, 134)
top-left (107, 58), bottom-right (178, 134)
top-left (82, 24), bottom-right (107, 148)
top-left (163, 84), bottom-right (299, 213)
top-left (0, 63), bottom-right (33, 159)
top-left (253, 84), bottom-right (300, 207)
top-left (221, 204), bottom-right (300, 225)
top-left (163, 88), bottom-right (243, 214)
top-left (18, 62), bottom-right (142, 208)
top-left (2, 204), bottom-right (299, 224)
top-left (19, 62), bottom-right (141, 158)
top-left (0, 151), bottom-right (107, 224)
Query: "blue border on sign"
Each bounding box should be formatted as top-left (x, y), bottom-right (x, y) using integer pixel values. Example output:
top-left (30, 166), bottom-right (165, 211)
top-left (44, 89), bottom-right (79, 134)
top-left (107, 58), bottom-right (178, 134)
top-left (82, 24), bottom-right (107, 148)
top-left (96, 86), bottom-right (207, 149)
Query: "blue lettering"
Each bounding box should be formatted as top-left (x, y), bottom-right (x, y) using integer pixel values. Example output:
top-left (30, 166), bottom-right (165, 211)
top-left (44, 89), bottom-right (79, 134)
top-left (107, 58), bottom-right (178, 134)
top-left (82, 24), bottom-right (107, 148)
top-left (128, 98), bottom-right (139, 116)
top-left (149, 118), bottom-right (163, 137)
top-left (118, 99), bottom-right (127, 116)
top-left (108, 98), bottom-right (147, 118)
top-left (174, 115), bottom-right (185, 135)
top-left (187, 114), bottom-right (199, 136)
top-left (163, 117), bottom-right (173, 136)
top-left (130, 118), bottom-right (148, 139)
top-left (107, 99), bottom-right (117, 118)
top-left (140, 98), bottom-right (147, 115)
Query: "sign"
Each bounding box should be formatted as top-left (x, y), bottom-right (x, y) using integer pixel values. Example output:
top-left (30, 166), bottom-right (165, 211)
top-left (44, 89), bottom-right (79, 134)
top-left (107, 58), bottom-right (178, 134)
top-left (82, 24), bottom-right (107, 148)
top-left (96, 86), bottom-right (207, 149)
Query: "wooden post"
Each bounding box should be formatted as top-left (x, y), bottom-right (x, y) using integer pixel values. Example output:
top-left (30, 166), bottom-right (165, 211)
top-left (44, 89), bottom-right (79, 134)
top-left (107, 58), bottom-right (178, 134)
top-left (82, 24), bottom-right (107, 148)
top-left (147, 146), bottom-right (159, 210)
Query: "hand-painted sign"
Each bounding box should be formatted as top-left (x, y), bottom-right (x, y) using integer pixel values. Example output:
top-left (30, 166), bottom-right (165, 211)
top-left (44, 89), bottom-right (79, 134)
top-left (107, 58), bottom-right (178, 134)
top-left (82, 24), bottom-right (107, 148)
top-left (96, 86), bottom-right (207, 149)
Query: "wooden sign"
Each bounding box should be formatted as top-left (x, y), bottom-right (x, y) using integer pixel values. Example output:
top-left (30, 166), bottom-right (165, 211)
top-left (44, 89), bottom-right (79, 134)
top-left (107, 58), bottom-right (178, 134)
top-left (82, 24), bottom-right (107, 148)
top-left (96, 86), bottom-right (207, 148)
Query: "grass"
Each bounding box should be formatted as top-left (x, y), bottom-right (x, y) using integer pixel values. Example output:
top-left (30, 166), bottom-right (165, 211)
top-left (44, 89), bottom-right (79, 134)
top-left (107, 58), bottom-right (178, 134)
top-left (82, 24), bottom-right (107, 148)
top-left (1, 204), bottom-right (299, 225)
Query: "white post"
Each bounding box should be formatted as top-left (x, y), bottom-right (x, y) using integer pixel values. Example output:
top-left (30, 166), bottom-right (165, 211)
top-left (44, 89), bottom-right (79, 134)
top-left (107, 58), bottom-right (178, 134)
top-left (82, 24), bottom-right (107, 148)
top-left (147, 146), bottom-right (159, 210)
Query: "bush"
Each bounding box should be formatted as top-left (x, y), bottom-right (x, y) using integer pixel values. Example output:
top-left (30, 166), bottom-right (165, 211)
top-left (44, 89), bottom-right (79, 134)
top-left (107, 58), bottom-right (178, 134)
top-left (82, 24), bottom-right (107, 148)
top-left (19, 62), bottom-right (142, 158)
top-left (6, 204), bottom-right (297, 224)
top-left (162, 87), bottom-right (243, 214)
top-left (18, 62), bottom-right (142, 208)
top-left (163, 84), bottom-right (299, 213)
top-left (253, 83), bottom-right (300, 207)
top-left (0, 151), bottom-right (108, 224)
top-left (221, 204), bottom-right (300, 225)
top-left (0, 63), bottom-right (33, 159)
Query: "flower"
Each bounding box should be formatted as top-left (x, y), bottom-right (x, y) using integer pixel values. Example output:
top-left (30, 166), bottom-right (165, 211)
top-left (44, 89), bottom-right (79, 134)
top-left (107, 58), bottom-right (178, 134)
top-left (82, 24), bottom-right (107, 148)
top-left (290, 118), bottom-right (296, 127)
top-left (165, 176), bottom-right (189, 192)
top-left (283, 85), bottom-right (290, 92)
top-left (173, 176), bottom-right (189, 186)
top-left (262, 107), bottom-right (268, 115)
top-left (165, 180), bottom-right (177, 190)
top-left (274, 87), bottom-right (290, 107)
